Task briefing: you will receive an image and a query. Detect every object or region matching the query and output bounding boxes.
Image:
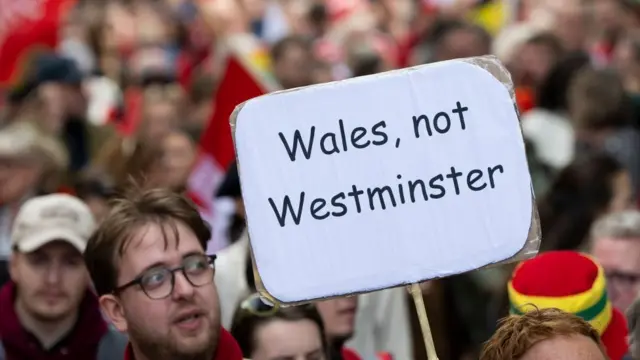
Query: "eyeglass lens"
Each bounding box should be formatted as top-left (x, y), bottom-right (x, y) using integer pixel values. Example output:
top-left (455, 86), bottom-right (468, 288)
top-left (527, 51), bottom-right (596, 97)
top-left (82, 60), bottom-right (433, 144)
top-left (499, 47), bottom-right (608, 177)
top-left (140, 255), bottom-right (214, 299)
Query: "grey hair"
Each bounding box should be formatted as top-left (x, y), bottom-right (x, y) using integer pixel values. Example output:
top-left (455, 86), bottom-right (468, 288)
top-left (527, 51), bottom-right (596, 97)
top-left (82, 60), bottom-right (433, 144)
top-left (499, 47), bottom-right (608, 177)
top-left (590, 210), bottom-right (640, 240)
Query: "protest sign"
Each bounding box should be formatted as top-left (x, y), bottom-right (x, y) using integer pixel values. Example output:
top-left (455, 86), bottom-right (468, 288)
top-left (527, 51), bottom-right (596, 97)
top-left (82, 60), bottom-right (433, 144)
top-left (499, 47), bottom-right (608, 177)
top-left (231, 56), bottom-right (540, 357)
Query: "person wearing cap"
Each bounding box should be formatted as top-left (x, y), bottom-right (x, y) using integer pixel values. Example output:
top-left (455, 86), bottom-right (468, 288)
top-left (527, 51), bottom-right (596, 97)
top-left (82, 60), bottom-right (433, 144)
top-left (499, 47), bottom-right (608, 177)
top-left (0, 120), bottom-right (69, 287)
top-left (0, 194), bottom-right (127, 359)
top-left (506, 251), bottom-right (629, 360)
top-left (12, 53), bottom-right (114, 177)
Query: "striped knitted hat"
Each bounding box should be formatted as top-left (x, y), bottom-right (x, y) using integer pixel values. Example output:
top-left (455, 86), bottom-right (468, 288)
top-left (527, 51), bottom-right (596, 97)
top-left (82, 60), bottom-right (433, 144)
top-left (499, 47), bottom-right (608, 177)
top-left (508, 251), bottom-right (628, 360)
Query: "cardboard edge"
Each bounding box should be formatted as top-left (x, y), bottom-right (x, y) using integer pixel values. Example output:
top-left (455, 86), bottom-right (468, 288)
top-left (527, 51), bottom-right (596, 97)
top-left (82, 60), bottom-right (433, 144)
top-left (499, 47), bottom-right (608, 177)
top-left (459, 55), bottom-right (541, 267)
top-left (229, 55), bottom-right (541, 305)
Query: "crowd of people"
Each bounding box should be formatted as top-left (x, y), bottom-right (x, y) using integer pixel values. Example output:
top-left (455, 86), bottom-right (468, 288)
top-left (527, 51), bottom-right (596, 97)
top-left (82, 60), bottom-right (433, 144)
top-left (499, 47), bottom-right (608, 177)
top-left (2, 0), bottom-right (640, 359)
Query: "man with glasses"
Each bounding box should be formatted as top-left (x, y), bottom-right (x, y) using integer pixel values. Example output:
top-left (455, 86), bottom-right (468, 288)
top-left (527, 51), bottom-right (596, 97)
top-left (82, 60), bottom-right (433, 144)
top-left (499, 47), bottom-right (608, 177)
top-left (590, 210), bottom-right (640, 312)
top-left (83, 187), bottom-right (244, 360)
top-left (0, 194), bottom-right (127, 359)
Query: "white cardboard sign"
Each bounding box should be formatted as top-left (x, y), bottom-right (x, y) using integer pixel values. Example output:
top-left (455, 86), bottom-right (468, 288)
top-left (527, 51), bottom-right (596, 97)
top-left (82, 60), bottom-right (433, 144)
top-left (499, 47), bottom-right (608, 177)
top-left (233, 57), bottom-right (536, 303)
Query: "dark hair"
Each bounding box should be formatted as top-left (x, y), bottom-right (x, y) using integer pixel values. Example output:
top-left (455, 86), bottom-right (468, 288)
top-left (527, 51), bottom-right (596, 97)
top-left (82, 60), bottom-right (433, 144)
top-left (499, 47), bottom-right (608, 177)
top-left (539, 152), bottom-right (624, 251)
top-left (74, 166), bottom-right (117, 200)
top-left (271, 36), bottom-right (311, 62)
top-left (231, 303), bottom-right (327, 358)
top-left (84, 185), bottom-right (211, 296)
top-left (431, 20), bottom-right (491, 55)
top-left (569, 68), bottom-right (633, 130)
top-left (352, 53), bottom-right (383, 77)
top-left (536, 51), bottom-right (591, 111)
top-left (526, 32), bottom-right (564, 59)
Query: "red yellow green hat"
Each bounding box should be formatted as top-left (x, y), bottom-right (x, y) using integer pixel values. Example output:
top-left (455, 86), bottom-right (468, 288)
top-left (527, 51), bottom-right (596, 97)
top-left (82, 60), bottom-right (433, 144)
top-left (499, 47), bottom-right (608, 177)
top-left (508, 251), bottom-right (628, 360)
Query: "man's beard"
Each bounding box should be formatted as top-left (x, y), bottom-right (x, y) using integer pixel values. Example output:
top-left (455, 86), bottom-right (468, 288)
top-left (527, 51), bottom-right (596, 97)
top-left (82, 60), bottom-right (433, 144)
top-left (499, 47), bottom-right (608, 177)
top-left (127, 316), bottom-right (219, 360)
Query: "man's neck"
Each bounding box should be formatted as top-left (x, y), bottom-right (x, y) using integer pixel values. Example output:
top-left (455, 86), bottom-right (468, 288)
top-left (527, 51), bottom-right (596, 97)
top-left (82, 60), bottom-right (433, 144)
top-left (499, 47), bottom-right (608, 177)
top-left (130, 342), bottom-right (214, 360)
top-left (15, 299), bottom-right (79, 349)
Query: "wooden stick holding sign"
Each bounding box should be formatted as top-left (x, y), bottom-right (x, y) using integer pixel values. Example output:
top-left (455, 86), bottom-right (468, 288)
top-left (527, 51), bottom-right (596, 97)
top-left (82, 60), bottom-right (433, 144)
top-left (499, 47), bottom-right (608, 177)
top-left (409, 283), bottom-right (439, 360)
top-left (230, 56), bottom-right (542, 357)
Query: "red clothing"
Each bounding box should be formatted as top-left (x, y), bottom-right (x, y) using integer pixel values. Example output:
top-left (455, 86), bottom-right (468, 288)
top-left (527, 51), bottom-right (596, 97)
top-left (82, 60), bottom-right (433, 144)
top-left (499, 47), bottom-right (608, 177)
top-left (123, 327), bottom-right (243, 360)
top-left (342, 348), bottom-right (362, 360)
top-left (0, 281), bottom-right (108, 360)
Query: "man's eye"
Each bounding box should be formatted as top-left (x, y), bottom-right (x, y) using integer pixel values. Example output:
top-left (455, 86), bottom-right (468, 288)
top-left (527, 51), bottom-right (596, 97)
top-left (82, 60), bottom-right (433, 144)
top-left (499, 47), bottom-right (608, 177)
top-left (184, 257), bottom-right (208, 273)
top-left (27, 254), bottom-right (49, 266)
top-left (142, 271), bottom-right (168, 287)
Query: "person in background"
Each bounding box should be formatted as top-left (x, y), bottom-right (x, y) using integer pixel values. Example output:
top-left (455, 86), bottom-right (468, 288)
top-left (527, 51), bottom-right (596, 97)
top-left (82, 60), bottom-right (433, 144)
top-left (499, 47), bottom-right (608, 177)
top-left (216, 207), bottom-right (412, 359)
top-left (590, 210), bottom-right (640, 312)
top-left (231, 293), bottom-right (327, 360)
top-left (74, 166), bottom-right (117, 224)
top-left (157, 129), bottom-right (198, 192)
top-left (506, 251), bottom-right (629, 360)
top-left (215, 161), bottom-right (247, 245)
top-left (271, 35), bottom-right (314, 89)
top-left (317, 297), bottom-right (361, 360)
top-left (0, 194), bottom-right (127, 359)
top-left (538, 151), bottom-right (634, 251)
top-left (626, 296), bottom-right (640, 360)
top-left (15, 53), bottom-right (114, 178)
top-left (83, 187), bottom-right (244, 360)
top-left (424, 20), bottom-right (491, 63)
top-left (521, 51), bottom-right (591, 172)
top-left (569, 67), bottom-right (640, 194)
top-left (0, 121), bottom-right (68, 287)
top-left (480, 308), bottom-right (608, 360)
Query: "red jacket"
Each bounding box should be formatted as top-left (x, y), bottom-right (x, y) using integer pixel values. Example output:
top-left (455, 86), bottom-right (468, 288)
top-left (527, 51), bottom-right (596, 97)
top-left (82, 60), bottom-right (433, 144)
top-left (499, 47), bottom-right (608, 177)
top-left (123, 328), bottom-right (243, 360)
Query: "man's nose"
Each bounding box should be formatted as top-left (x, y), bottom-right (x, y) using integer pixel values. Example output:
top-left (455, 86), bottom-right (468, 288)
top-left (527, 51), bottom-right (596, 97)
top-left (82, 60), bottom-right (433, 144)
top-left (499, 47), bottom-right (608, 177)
top-left (45, 264), bottom-right (63, 284)
top-left (171, 271), bottom-right (195, 300)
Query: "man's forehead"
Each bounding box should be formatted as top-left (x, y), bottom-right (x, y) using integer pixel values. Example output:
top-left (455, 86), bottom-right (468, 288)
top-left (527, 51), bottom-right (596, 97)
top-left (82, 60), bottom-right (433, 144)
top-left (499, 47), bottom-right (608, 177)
top-left (119, 222), bottom-right (203, 270)
top-left (521, 335), bottom-right (606, 360)
top-left (594, 237), bottom-right (640, 250)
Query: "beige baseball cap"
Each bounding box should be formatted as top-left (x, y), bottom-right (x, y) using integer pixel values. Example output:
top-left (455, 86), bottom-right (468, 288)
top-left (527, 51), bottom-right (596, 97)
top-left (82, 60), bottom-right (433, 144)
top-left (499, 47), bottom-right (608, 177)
top-left (0, 121), bottom-right (68, 170)
top-left (11, 194), bottom-right (96, 253)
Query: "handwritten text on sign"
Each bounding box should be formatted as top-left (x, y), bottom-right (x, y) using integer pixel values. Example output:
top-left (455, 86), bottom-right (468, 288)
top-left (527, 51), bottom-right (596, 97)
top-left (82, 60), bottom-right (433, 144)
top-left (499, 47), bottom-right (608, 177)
top-left (269, 101), bottom-right (509, 227)
top-left (234, 60), bottom-right (533, 303)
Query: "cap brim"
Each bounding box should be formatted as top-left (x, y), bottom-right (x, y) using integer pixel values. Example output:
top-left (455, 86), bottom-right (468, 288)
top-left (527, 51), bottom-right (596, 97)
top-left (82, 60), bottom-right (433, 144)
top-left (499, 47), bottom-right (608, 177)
top-left (16, 228), bottom-right (87, 253)
top-left (601, 308), bottom-right (630, 360)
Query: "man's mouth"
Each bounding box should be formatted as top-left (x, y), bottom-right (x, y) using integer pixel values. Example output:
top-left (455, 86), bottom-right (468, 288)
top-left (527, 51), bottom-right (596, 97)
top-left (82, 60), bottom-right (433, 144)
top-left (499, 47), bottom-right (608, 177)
top-left (174, 310), bottom-right (206, 330)
top-left (176, 313), bottom-right (202, 323)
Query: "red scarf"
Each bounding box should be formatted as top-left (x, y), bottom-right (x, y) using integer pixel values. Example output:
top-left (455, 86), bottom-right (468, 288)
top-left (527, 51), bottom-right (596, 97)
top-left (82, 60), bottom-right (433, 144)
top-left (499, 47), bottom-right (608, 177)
top-left (342, 348), bottom-right (362, 360)
top-left (123, 328), bottom-right (243, 360)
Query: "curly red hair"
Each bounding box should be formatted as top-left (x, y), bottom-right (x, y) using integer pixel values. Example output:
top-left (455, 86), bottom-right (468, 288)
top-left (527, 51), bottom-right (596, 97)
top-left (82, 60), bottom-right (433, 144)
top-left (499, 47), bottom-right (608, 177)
top-left (480, 307), bottom-right (606, 360)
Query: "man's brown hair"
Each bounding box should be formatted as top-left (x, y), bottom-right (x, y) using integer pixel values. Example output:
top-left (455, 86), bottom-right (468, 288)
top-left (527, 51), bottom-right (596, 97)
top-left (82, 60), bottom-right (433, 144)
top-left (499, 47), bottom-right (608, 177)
top-left (480, 307), bottom-right (605, 360)
top-left (84, 186), bottom-right (211, 296)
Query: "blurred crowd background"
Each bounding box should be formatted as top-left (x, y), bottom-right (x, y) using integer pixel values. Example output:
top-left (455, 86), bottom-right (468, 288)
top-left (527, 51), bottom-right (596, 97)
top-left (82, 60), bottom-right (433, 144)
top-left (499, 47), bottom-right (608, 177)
top-left (2, 0), bottom-right (640, 359)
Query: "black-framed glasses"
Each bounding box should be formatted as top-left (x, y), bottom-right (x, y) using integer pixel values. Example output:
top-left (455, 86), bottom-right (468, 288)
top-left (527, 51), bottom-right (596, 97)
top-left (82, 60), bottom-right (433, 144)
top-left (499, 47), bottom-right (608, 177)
top-left (113, 254), bottom-right (217, 300)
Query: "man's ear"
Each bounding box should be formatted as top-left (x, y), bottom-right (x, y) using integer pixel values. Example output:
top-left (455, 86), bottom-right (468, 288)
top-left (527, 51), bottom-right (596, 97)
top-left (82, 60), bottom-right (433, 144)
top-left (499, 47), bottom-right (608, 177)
top-left (99, 295), bottom-right (128, 332)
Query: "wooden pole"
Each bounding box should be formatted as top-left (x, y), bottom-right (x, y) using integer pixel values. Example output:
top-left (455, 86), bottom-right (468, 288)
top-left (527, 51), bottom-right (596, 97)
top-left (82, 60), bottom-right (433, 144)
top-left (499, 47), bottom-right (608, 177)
top-left (408, 283), bottom-right (439, 360)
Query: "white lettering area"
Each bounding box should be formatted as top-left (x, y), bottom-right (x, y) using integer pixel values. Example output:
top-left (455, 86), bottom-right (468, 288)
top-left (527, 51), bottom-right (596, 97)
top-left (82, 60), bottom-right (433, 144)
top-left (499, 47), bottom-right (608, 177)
top-left (234, 60), bottom-right (533, 303)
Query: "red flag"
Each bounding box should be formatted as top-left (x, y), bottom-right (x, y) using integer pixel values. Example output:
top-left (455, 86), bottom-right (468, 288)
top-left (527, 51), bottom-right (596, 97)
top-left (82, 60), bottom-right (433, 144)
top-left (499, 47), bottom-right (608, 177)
top-left (188, 34), bottom-right (279, 252)
top-left (0, 0), bottom-right (76, 88)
